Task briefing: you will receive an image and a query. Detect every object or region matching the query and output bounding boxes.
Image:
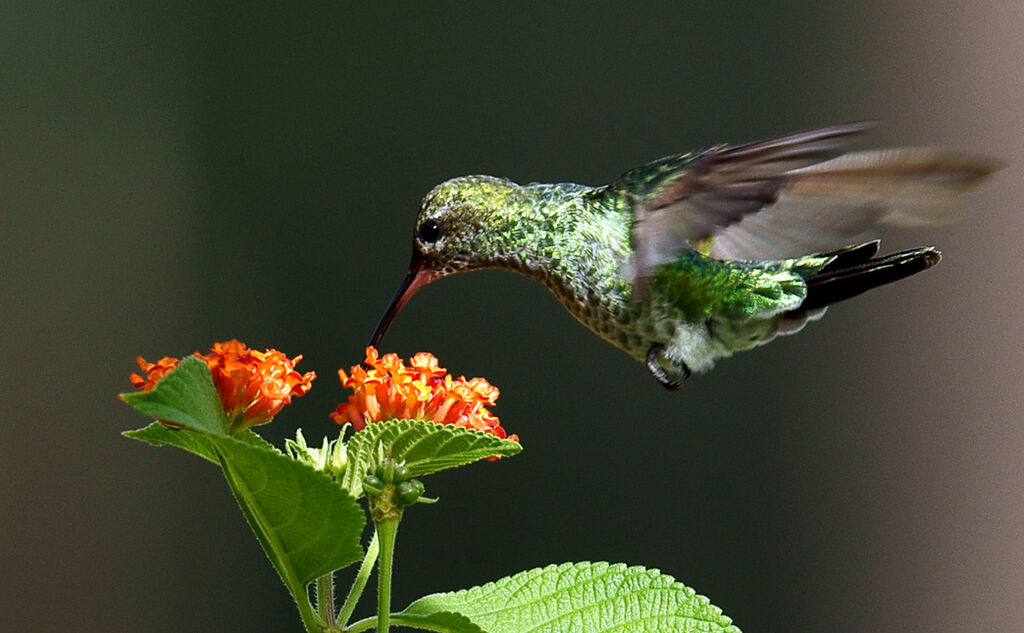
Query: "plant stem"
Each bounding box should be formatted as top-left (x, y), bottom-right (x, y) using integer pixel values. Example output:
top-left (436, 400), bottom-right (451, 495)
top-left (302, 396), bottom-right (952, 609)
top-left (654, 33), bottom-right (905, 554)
top-left (375, 518), bottom-right (400, 633)
top-left (316, 572), bottom-right (335, 625)
top-left (297, 593), bottom-right (325, 633)
top-left (336, 531), bottom-right (379, 627)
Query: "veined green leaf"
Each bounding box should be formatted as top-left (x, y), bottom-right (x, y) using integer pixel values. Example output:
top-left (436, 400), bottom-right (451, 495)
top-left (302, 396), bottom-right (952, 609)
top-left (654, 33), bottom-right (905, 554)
top-left (341, 419), bottom-right (521, 496)
top-left (396, 610), bottom-right (484, 633)
top-left (123, 422), bottom-right (274, 463)
top-left (210, 434), bottom-right (366, 591)
top-left (119, 356), bottom-right (228, 435)
top-left (399, 562), bottom-right (741, 633)
top-left (124, 422), bottom-right (218, 462)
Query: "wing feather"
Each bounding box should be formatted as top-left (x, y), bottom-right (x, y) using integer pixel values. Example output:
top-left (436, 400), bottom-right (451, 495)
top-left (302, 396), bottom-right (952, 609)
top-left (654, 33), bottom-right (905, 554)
top-left (617, 124), bottom-right (1002, 283)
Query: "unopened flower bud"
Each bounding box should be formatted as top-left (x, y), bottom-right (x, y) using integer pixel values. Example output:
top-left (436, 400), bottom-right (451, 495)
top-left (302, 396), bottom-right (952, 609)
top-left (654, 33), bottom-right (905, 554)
top-left (375, 459), bottom-right (397, 484)
top-left (392, 464), bottom-right (410, 483)
top-left (328, 440), bottom-right (347, 477)
top-left (362, 474), bottom-right (385, 496)
top-left (396, 479), bottom-right (425, 505)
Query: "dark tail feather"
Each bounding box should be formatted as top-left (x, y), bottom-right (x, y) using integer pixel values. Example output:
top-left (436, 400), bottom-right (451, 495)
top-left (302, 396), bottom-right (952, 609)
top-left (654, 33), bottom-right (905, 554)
top-left (799, 245), bottom-right (941, 312)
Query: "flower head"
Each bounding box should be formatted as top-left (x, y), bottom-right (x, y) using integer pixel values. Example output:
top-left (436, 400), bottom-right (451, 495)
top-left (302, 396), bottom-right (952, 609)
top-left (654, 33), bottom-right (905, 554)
top-left (129, 356), bottom-right (180, 391)
top-left (331, 347), bottom-right (516, 444)
top-left (130, 340), bottom-right (316, 429)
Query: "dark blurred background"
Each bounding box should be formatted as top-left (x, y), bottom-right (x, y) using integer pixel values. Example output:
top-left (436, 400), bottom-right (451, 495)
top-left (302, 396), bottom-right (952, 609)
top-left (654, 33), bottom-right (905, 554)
top-left (2, 2), bottom-right (1021, 632)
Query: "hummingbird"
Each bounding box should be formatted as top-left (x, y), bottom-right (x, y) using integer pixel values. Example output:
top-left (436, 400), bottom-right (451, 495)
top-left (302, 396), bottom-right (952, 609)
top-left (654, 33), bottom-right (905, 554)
top-left (368, 123), bottom-right (1000, 388)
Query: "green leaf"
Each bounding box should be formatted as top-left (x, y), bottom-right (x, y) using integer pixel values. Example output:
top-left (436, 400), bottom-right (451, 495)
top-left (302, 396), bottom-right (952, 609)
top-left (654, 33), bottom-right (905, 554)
top-left (119, 356), bottom-right (228, 435)
top-left (124, 422), bottom-right (219, 462)
top-left (396, 610), bottom-right (484, 633)
top-left (210, 434), bottom-right (366, 592)
top-left (341, 419), bottom-right (521, 496)
top-left (123, 422), bottom-right (274, 463)
top-left (398, 562), bottom-right (741, 633)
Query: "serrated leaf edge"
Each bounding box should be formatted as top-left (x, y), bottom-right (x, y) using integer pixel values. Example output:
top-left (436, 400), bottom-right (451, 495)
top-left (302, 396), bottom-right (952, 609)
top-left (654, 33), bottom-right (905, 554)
top-left (342, 419), bottom-right (521, 495)
top-left (119, 356), bottom-right (228, 434)
top-left (211, 433), bottom-right (365, 585)
top-left (404, 561), bottom-right (738, 632)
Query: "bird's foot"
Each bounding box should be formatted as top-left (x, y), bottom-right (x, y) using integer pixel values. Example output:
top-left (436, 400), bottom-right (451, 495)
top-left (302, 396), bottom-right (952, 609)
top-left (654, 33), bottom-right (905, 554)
top-left (646, 344), bottom-right (691, 391)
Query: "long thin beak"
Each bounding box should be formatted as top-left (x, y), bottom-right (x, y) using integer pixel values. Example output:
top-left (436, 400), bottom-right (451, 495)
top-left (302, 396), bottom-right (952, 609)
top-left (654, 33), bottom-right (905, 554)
top-left (368, 257), bottom-right (435, 350)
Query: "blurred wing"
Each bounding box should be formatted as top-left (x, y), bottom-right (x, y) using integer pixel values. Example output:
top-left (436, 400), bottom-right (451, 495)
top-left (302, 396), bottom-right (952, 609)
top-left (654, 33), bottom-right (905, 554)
top-left (710, 148), bottom-right (1002, 260)
top-left (616, 123), bottom-right (1001, 284)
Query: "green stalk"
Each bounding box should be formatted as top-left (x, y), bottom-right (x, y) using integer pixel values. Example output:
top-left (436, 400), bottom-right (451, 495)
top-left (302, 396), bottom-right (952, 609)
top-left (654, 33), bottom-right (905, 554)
top-left (297, 587), bottom-right (325, 633)
top-left (316, 572), bottom-right (335, 625)
top-left (336, 531), bottom-right (379, 627)
top-left (375, 518), bottom-right (400, 633)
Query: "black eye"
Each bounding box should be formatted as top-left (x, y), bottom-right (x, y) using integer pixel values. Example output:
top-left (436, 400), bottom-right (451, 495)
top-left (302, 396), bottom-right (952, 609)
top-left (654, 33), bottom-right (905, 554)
top-left (417, 219), bottom-right (441, 243)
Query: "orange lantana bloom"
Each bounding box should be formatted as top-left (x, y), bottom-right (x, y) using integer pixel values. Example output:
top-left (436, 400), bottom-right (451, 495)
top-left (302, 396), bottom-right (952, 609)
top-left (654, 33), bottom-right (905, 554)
top-left (130, 340), bottom-right (316, 429)
top-left (130, 356), bottom-right (180, 391)
top-left (331, 347), bottom-right (517, 444)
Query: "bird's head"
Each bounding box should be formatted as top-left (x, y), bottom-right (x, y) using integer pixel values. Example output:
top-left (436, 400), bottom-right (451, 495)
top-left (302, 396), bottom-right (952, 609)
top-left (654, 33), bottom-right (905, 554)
top-left (369, 175), bottom-right (520, 349)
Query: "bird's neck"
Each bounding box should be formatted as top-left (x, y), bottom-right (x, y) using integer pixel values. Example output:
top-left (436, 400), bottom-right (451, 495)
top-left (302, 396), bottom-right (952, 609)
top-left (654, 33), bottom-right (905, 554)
top-left (487, 184), bottom-right (634, 304)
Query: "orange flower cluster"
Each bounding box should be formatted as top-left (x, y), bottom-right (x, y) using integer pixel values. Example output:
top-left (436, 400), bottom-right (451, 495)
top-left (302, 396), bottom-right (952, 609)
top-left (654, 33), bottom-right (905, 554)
top-left (331, 347), bottom-right (516, 443)
top-left (130, 356), bottom-right (180, 391)
top-left (130, 340), bottom-right (315, 429)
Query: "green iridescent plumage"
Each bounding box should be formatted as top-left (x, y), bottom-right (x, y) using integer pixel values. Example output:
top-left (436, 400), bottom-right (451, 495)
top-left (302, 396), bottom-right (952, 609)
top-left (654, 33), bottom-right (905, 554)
top-left (369, 124), bottom-right (1000, 387)
top-left (649, 251), bottom-right (830, 322)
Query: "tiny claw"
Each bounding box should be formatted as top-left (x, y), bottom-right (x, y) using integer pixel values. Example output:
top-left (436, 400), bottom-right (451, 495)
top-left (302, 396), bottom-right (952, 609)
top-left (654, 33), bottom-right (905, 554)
top-left (646, 343), bottom-right (690, 391)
